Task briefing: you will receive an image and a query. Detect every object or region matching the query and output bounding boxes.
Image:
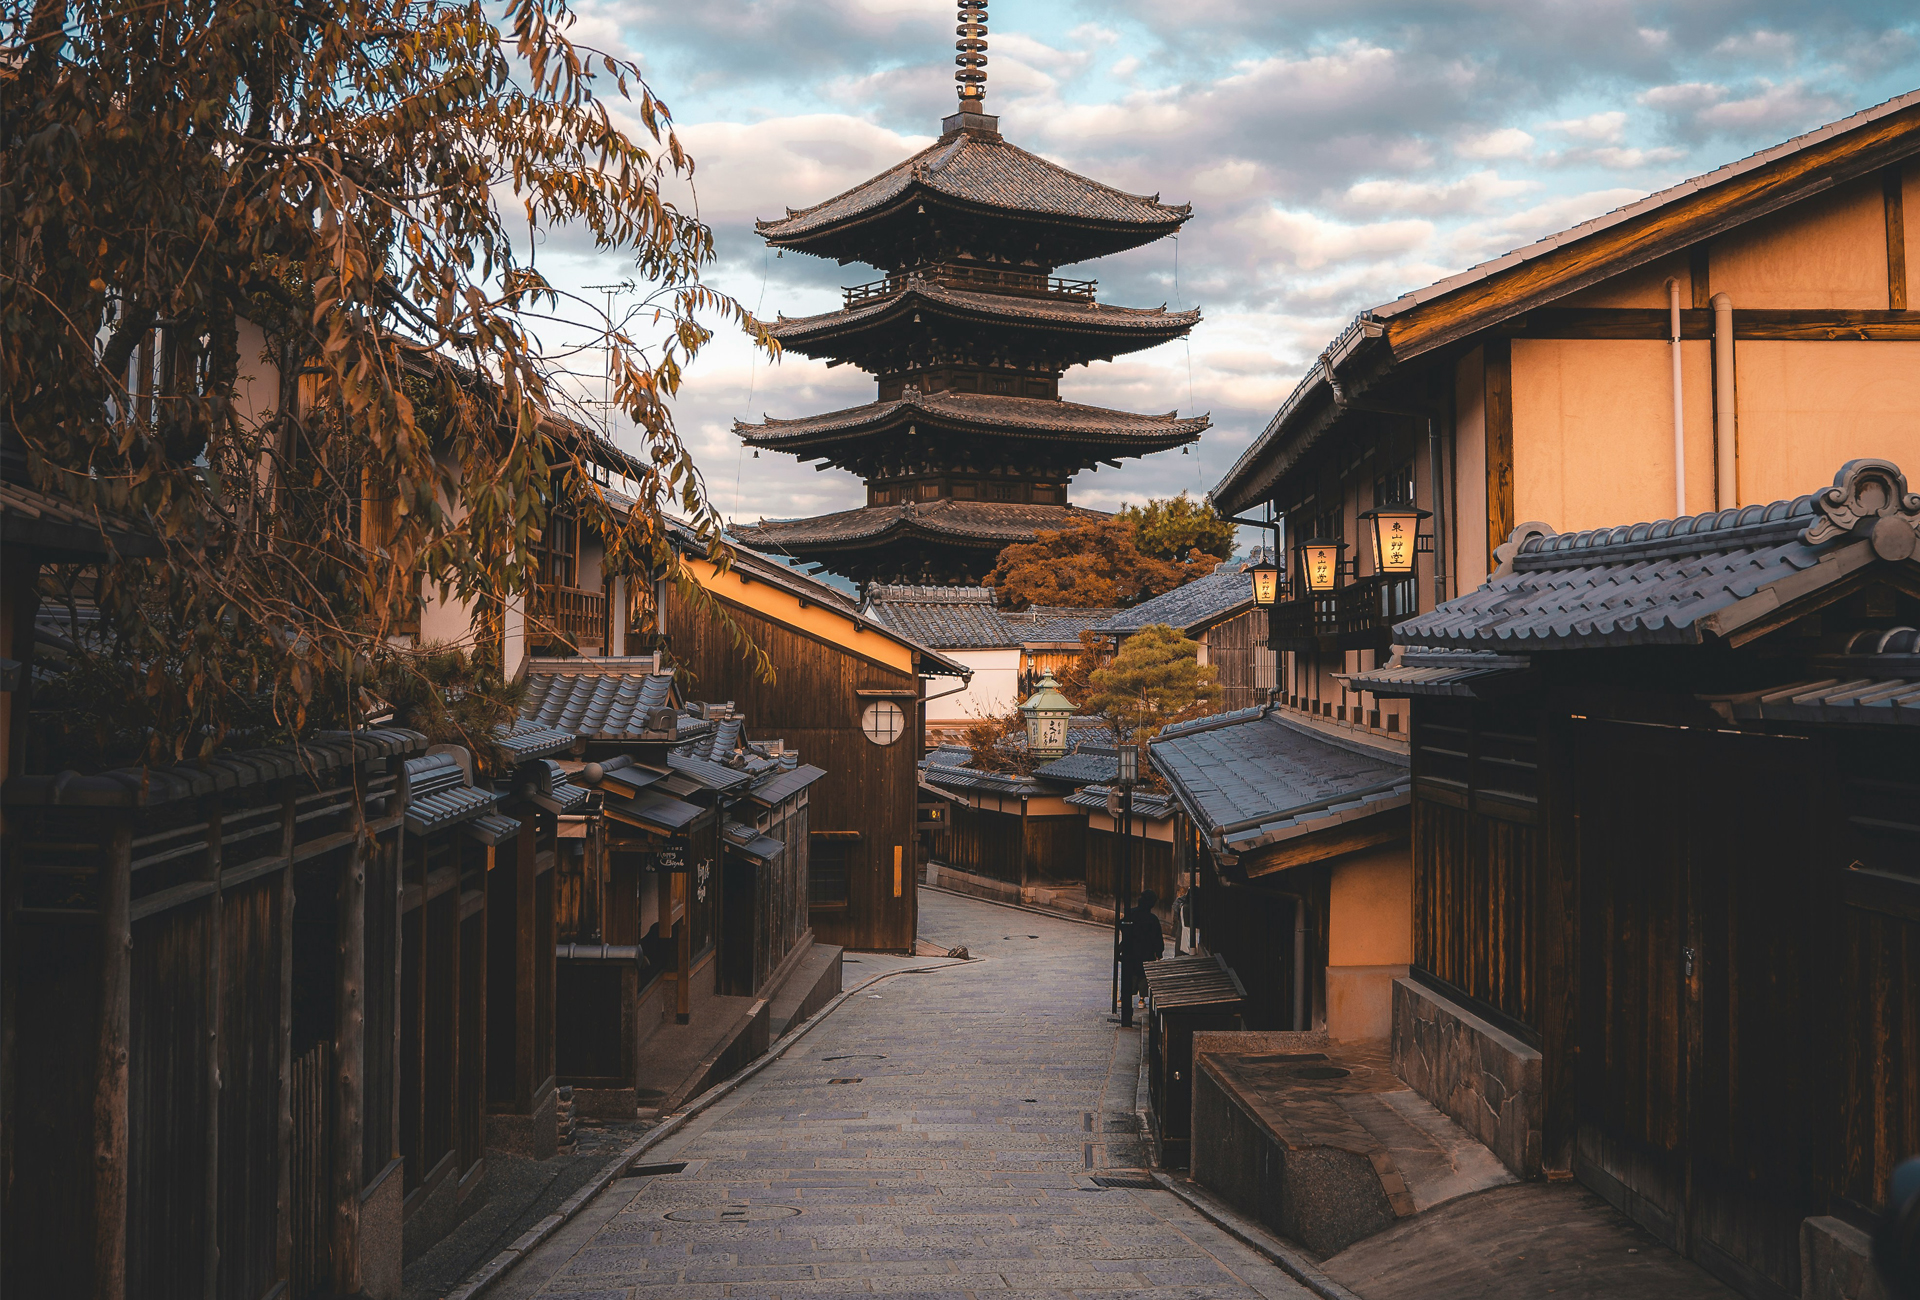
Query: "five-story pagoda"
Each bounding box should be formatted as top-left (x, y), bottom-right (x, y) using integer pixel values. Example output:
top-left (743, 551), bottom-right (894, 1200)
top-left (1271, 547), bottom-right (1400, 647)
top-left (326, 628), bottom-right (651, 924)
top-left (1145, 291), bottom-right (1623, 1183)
top-left (731, 0), bottom-right (1206, 588)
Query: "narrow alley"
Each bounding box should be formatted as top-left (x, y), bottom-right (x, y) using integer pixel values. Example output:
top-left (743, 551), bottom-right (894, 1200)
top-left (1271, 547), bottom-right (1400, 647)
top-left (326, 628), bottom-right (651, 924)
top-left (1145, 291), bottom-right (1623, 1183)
top-left (490, 890), bottom-right (1313, 1300)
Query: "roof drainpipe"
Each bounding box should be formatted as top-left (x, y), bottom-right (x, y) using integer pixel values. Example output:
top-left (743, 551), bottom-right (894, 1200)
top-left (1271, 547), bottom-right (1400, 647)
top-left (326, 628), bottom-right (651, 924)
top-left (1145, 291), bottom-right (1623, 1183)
top-left (1667, 277), bottom-right (1687, 517)
top-left (1712, 293), bottom-right (1737, 509)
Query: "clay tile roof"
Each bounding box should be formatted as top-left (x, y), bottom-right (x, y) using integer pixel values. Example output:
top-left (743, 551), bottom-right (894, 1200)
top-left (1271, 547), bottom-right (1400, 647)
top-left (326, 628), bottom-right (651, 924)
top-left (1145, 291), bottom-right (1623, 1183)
top-left (756, 131), bottom-right (1191, 241)
top-left (1095, 562), bottom-right (1251, 636)
top-left (519, 668), bottom-right (676, 737)
top-left (1001, 605), bottom-right (1121, 643)
top-left (762, 282), bottom-right (1200, 345)
top-left (735, 391), bottom-right (1208, 449)
top-left (1394, 460), bottom-right (1920, 653)
top-left (733, 500), bottom-right (1110, 551)
top-left (1, 478), bottom-right (161, 560)
top-left (1149, 709), bottom-right (1410, 855)
top-left (867, 585), bottom-right (1016, 648)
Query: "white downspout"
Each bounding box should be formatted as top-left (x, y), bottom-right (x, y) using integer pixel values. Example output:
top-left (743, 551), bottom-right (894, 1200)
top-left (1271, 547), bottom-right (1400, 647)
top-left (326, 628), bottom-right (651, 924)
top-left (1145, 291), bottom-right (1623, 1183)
top-left (1712, 293), bottom-right (1737, 510)
top-left (1668, 277), bottom-right (1686, 516)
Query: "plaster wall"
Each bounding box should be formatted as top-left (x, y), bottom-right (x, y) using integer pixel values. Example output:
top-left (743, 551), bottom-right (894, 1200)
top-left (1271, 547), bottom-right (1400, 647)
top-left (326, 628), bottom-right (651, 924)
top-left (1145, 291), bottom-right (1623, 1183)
top-left (1555, 250), bottom-right (1697, 308)
top-left (1511, 338), bottom-right (1718, 528)
top-left (1710, 175), bottom-right (1891, 309)
top-left (1082, 809), bottom-right (1176, 843)
top-left (1325, 845), bottom-right (1413, 1042)
top-left (1731, 342), bottom-right (1920, 507)
top-left (924, 647), bottom-right (1021, 723)
top-left (1452, 347), bottom-right (1488, 590)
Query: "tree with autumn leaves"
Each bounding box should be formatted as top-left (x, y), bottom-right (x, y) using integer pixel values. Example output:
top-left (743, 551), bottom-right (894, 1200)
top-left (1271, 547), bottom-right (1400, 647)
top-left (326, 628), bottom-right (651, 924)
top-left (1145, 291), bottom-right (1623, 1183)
top-left (3, 0), bottom-right (768, 763)
top-left (987, 492), bottom-right (1234, 610)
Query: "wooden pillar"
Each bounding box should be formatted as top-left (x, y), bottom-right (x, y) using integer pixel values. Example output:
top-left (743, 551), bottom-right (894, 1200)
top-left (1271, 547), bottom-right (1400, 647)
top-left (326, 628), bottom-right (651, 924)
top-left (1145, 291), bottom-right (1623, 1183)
top-left (94, 822), bottom-right (133, 1300)
top-left (516, 826), bottom-right (538, 1102)
top-left (674, 870), bottom-right (691, 1025)
top-left (274, 787), bottom-right (296, 1280)
top-left (1483, 337), bottom-right (1514, 571)
top-left (202, 800), bottom-right (223, 1300)
top-left (332, 828), bottom-right (365, 1293)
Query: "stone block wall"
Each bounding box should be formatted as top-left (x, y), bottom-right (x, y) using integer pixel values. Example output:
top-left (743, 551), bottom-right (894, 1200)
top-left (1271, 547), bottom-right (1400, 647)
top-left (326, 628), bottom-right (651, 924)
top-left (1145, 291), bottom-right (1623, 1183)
top-left (1391, 977), bottom-right (1542, 1179)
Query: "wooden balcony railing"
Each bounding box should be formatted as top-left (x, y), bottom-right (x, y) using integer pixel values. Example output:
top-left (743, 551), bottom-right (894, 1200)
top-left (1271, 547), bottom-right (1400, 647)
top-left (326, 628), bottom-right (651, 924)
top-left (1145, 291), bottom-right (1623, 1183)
top-left (1267, 575), bottom-right (1420, 653)
top-left (529, 583), bottom-right (607, 650)
top-left (844, 262), bottom-right (1097, 309)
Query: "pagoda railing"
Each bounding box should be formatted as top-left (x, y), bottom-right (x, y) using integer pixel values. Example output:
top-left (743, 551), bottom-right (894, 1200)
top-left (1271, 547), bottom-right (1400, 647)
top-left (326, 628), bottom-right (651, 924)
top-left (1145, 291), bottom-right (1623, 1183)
top-left (844, 262), bottom-right (1097, 308)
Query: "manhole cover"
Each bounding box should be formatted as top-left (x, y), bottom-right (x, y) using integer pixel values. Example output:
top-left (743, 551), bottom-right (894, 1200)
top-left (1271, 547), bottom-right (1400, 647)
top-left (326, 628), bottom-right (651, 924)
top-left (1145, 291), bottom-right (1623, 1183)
top-left (1091, 1174), bottom-right (1159, 1189)
top-left (665, 1203), bottom-right (801, 1222)
top-left (827, 1077), bottom-right (862, 1085)
top-left (1295, 1066), bottom-right (1351, 1080)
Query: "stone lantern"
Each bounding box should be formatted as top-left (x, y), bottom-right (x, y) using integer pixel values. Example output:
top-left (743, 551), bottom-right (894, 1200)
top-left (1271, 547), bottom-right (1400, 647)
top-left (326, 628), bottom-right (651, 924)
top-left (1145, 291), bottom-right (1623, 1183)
top-left (1019, 672), bottom-right (1075, 759)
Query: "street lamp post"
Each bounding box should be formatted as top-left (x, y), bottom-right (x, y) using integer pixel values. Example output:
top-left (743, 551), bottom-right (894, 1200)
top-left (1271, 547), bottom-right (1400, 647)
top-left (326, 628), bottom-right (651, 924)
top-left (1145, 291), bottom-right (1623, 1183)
top-left (1111, 742), bottom-right (1139, 1019)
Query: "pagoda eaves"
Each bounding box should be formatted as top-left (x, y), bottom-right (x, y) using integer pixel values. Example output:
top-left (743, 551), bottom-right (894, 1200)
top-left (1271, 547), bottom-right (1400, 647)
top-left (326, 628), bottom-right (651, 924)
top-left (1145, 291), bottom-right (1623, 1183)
top-left (755, 125), bottom-right (1191, 271)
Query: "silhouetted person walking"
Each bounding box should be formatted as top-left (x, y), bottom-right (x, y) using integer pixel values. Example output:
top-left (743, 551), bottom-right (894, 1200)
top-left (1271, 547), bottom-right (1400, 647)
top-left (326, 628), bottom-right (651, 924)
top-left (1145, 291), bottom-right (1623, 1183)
top-left (1119, 890), bottom-right (1164, 1028)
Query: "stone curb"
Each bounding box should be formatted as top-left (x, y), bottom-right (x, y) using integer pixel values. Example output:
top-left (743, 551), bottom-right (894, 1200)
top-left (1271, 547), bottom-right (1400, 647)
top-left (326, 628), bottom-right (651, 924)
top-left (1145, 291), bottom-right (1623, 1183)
top-left (921, 881), bottom-right (1114, 930)
top-left (443, 956), bottom-right (970, 1300)
top-left (1148, 1171), bottom-right (1364, 1300)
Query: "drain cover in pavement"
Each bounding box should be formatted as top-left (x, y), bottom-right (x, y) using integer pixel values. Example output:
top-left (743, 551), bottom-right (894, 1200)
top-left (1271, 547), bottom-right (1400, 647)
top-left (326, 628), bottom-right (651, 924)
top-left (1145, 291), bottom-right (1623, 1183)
top-left (625, 1160), bottom-right (688, 1178)
top-left (828, 1077), bottom-right (862, 1084)
top-left (665, 1203), bottom-right (801, 1222)
top-left (1091, 1174), bottom-right (1159, 1189)
top-left (1295, 1066), bottom-right (1352, 1079)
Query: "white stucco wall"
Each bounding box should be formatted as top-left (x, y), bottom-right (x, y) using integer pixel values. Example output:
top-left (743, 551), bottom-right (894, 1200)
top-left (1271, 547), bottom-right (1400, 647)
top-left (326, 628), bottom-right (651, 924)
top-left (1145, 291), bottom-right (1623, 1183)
top-left (926, 647), bottom-right (1022, 724)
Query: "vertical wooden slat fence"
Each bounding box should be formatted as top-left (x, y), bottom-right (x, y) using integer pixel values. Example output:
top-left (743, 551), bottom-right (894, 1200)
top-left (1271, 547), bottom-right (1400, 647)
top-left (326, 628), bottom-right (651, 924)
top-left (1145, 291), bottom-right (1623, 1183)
top-left (289, 1040), bottom-right (332, 1297)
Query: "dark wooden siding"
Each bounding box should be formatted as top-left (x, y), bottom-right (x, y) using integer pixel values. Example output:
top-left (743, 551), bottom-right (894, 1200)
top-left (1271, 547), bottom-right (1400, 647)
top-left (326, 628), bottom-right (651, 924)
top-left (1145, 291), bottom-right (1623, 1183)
top-left (1208, 608), bottom-right (1273, 714)
top-left (1197, 855), bottom-right (1325, 1031)
top-left (217, 876), bottom-right (286, 1300)
top-left (1086, 826), bottom-right (1173, 913)
top-left (940, 802), bottom-right (1024, 884)
top-left (668, 586), bottom-right (920, 951)
top-left (1410, 697), bottom-right (1542, 1031)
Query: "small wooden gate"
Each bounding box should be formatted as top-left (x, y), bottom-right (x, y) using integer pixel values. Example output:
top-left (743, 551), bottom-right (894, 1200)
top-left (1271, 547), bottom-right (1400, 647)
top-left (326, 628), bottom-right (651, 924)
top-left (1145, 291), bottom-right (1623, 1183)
top-left (288, 1041), bottom-right (332, 1297)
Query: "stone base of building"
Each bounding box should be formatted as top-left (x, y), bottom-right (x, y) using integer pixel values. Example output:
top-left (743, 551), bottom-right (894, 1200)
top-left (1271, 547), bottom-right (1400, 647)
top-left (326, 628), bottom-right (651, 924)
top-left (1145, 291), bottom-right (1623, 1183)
top-left (360, 1157), bottom-right (405, 1299)
top-left (401, 1152), bottom-right (489, 1264)
top-left (485, 1077), bottom-right (559, 1160)
top-left (1390, 976), bottom-right (1541, 1179)
top-left (1801, 1215), bottom-right (1890, 1300)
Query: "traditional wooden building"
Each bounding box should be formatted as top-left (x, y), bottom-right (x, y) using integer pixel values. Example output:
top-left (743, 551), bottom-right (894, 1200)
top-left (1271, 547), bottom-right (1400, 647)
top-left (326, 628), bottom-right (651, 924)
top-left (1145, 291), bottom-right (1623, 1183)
top-left (1347, 459), bottom-right (1920, 1300)
top-left (1211, 89), bottom-right (1920, 753)
top-left (730, 49), bottom-right (1205, 586)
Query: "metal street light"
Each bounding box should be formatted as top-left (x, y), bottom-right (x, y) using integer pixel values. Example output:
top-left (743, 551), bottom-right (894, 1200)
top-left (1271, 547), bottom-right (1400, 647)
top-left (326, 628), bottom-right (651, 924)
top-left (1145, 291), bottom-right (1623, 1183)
top-left (1111, 740), bottom-right (1143, 1021)
top-left (1358, 506), bottom-right (1432, 575)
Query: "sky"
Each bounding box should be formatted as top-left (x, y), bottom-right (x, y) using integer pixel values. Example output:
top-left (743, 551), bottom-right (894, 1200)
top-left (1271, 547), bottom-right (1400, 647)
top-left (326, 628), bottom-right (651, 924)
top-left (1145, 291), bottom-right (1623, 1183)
top-left (526, 0), bottom-right (1920, 552)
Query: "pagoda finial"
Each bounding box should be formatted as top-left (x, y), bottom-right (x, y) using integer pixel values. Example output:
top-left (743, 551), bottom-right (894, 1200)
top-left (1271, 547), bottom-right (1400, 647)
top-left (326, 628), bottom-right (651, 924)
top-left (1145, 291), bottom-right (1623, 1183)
top-left (955, 0), bottom-right (988, 111)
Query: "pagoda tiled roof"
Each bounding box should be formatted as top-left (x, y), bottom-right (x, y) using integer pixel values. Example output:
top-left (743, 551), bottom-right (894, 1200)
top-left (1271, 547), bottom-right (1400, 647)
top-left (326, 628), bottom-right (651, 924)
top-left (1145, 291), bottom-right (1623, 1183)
top-left (761, 282), bottom-right (1200, 355)
top-left (756, 129), bottom-right (1190, 245)
top-left (735, 390), bottom-right (1207, 451)
top-left (733, 500), bottom-right (1108, 552)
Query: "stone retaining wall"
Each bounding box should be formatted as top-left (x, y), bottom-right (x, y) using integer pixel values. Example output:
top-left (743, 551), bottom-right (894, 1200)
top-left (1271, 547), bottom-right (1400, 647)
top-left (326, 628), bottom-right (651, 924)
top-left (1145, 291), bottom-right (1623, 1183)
top-left (1391, 977), bottom-right (1542, 1179)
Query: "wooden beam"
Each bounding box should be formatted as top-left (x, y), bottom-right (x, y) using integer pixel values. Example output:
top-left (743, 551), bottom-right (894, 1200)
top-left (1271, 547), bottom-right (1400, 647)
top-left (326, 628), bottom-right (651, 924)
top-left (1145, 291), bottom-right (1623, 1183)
top-left (1497, 306), bottom-right (1920, 341)
top-left (1887, 166), bottom-right (1909, 311)
top-left (1387, 101), bottom-right (1920, 360)
top-left (1240, 810), bottom-right (1409, 879)
top-left (1484, 338), bottom-right (1514, 576)
top-left (1689, 244), bottom-right (1711, 310)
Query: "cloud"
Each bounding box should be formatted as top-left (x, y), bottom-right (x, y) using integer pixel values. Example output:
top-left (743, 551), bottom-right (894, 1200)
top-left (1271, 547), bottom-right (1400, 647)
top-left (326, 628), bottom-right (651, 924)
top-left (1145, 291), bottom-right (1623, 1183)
top-left (1546, 110), bottom-right (1628, 143)
top-left (1456, 128), bottom-right (1535, 160)
top-left (1343, 169), bottom-right (1537, 215)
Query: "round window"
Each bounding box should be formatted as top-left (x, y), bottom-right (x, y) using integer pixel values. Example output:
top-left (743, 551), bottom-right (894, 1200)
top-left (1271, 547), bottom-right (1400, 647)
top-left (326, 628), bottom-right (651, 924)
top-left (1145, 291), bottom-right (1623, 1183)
top-left (861, 700), bottom-right (905, 745)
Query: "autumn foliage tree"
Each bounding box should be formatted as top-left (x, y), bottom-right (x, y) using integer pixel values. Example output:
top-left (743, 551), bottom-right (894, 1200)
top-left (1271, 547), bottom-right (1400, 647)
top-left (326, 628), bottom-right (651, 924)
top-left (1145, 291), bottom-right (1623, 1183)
top-left (2, 0), bottom-right (766, 761)
top-left (987, 508), bottom-right (1224, 611)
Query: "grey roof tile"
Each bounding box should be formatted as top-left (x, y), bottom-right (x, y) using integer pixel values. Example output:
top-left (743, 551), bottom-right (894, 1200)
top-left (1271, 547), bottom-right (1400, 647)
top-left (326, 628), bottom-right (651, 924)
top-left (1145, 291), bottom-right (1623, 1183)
top-left (519, 669), bottom-right (676, 737)
top-left (748, 763), bottom-right (828, 806)
top-left (493, 720), bottom-right (577, 763)
top-left (1095, 561), bottom-right (1253, 635)
top-left (723, 818), bottom-right (788, 864)
top-left (1149, 709), bottom-right (1408, 854)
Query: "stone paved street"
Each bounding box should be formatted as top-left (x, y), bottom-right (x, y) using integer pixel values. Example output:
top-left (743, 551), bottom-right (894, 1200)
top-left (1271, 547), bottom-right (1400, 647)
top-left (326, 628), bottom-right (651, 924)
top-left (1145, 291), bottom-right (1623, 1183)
top-left (493, 889), bottom-right (1311, 1300)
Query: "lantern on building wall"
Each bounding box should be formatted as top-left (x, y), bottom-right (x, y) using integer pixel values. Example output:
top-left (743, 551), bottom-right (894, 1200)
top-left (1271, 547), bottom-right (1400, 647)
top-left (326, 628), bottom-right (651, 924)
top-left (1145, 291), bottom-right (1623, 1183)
top-left (1249, 551), bottom-right (1283, 606)
top-left (1019, 672), bottom-right (1075, 759)
top-left (1358, 506), bottom-right (1431, 575)
top-left (1298, 537), bottom-right (1347, 594)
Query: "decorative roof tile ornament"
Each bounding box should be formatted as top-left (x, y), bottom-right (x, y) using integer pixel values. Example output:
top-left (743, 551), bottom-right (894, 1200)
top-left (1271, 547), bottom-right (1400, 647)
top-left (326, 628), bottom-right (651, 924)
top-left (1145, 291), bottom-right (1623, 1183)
top-left (1805, 457), bottom-right (1920, 560)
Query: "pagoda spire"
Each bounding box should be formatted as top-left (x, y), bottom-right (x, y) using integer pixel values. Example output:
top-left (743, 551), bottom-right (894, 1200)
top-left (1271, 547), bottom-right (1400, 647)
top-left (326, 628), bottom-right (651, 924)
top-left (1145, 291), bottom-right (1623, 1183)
top-left (955, 1), bottom-right (989, 113)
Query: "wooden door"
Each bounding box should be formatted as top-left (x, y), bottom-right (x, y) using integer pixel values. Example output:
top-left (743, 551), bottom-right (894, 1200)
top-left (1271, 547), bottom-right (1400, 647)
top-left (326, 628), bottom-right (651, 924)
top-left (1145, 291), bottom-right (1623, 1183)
top-left (1573, 720), bottom-right (1818, 1300)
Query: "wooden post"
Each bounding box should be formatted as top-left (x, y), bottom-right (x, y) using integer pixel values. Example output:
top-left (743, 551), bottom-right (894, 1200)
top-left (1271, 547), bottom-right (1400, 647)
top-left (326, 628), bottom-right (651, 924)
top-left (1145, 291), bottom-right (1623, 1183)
top-left (203, 800), bottom-right (223, 1300)
top-left (275, 786), bottom-right (296, 1280)
top-left (94, 822), bottom-right (133, 1300)
top-left (675, 871), bottom-right (691, 1025)
top-left (332, 827), bottom-right (366, 1293)
top-left (1483, 337), bottom-right (1514, 572)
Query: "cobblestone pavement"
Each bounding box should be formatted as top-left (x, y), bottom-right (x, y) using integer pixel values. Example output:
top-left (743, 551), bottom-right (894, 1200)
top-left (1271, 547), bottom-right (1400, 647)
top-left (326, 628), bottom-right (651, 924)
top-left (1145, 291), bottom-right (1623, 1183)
top-left (494, 889), bottom-right (1311, 1300)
